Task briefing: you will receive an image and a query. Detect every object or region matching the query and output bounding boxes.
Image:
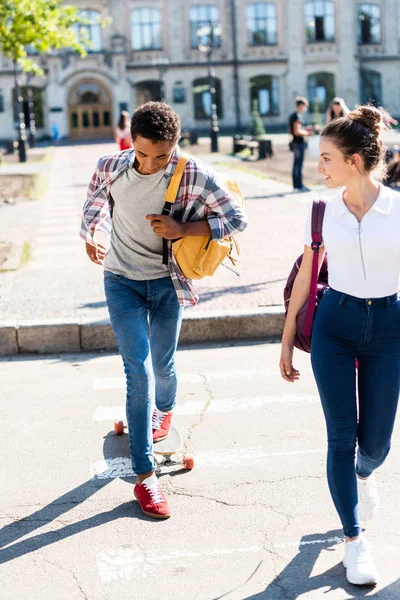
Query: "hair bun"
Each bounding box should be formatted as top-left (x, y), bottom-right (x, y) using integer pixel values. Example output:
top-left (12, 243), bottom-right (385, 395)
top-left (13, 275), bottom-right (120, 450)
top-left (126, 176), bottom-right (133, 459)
top-left (348, 105), bottom-right (384, 136)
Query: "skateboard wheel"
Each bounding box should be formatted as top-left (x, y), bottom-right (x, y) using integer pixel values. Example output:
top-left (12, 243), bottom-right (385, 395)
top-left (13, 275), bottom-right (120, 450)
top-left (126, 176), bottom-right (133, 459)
top-left (114, 421), bottom-right (125, 435)
top-left (183, 454), bottom-right (194, 470)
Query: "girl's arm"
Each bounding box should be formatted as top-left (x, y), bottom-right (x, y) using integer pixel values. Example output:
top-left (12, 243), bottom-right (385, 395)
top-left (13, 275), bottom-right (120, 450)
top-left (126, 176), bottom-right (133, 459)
top-left (279, 244), bottom-right (326, 382)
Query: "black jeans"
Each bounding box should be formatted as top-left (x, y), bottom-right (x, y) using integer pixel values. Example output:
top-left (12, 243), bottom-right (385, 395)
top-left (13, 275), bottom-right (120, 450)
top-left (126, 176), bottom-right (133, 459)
top-left (292, 142), bottom-right (305, 189)
top-left (311, 288), bottom-right (400, 537)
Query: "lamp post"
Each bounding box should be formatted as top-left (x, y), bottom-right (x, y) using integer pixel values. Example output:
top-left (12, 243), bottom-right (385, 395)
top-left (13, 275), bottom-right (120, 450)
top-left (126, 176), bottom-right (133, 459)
top-left (152, 57), bottom-right (169, 102)
top-left (26, 73), bottom-right (36, 148)
top-left (13, 61), bottom-right (27, 163)
top-left (197, 23), bottom-right (222, 153)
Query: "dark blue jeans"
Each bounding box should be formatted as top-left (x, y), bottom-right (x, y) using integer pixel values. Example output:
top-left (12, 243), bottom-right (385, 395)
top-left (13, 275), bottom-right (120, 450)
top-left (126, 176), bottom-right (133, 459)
top-left (104, 272), bottom-right (183, 475)
top-left (292, 142), bottom-right (305, 189)
top-left (311, 288), bottom-right (400, 538)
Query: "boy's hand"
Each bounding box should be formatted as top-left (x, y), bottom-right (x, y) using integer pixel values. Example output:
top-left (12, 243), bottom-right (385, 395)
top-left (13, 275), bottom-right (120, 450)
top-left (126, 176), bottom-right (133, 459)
top-left (146, 214), bottom-right (184, 239)
top-left (85, 242), bottom-right (106, 265)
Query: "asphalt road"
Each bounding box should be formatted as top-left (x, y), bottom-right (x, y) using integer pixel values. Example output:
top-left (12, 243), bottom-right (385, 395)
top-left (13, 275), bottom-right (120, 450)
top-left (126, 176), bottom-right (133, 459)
top-left (0, 343), bottom-right (399, 599)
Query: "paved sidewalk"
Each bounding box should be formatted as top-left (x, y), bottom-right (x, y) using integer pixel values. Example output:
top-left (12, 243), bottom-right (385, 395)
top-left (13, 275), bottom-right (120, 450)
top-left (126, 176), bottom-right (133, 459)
top-left (1, 343), bottom-right (400, 598)
top-left (0, 142), bottom-right (335, 354)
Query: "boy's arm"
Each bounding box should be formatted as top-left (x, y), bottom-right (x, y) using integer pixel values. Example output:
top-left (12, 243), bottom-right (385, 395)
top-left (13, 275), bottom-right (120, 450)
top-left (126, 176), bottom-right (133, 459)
top-left (80, 159), bottom-right (111, 246)
top-left (203, 173), bottom-right (248, 240)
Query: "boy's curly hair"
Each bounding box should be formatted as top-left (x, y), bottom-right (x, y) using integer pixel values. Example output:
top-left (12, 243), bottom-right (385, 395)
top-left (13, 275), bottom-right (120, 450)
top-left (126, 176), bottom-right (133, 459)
top-left (130, 102), bottom-right (181, 143)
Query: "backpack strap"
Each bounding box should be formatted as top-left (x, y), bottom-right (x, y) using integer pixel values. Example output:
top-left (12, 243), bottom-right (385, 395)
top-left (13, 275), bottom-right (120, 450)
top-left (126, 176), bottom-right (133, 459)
top-left (161, 153), bottom-right (190, 266)
top-left (304, 199), bottom-right (326, 337)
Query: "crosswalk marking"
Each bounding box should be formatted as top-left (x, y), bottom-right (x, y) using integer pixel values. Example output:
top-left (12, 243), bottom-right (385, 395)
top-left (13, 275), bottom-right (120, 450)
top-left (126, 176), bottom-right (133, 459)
top-left (93, 394), bottom-right (319, 422)
top-left (96, 545), bottom-right (262, 583)
top-left (92, 366), bottom-right (307, 390)
top-left (90, 447), bottom-right (326, 479)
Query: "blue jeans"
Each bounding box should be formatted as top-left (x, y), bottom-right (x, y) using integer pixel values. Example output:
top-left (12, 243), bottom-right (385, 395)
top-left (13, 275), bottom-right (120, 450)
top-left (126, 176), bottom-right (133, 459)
top-left (292, 142), bottom-right (305, 189)
top-left (311, 288), bottom-right (400, 538)
top-left (104, 272), bottom-right (184, 475)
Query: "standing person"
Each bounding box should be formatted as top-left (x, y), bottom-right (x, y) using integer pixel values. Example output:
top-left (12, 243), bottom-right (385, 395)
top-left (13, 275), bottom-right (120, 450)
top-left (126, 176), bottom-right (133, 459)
top-left (114, 110), bottom-right (133, 151)
top-left (326, 97), bottom-right (350, 123)
top-left (289, 97), bottom-right (314, 193)
top-left (280, 105), bottom-right (400, 585)
top-left (81, 102), bottom-right (247, 520)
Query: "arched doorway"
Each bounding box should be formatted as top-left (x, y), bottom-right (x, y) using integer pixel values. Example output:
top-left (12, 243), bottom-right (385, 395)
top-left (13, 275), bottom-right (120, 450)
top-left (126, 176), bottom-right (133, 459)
top-left (68, 80), bottom-right (113, 139)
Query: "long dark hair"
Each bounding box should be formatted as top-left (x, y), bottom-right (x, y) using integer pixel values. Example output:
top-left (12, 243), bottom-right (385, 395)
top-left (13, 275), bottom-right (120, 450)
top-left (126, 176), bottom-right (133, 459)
top-left (322, 105), bottom-right (387, 180)
top-left (117, 110), bottom-right (130, 130)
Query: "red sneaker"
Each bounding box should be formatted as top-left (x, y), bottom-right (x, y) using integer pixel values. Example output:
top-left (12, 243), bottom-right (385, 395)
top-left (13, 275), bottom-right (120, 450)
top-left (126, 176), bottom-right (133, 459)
top-left (152, 408), bottom-right (173, 442)
top-left (134, 475), bottom-right (171, 519)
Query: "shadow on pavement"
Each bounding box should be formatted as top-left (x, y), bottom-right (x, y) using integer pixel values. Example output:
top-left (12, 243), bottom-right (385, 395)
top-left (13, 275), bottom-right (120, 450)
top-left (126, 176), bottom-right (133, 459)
top-left (240, 530), bottom-right (397, 599)
top-left (193, 279), bottom-right (287, 306)
top-left (78, 300), bottom-right (107, 310)
top-left (0, 431), bottom-right (152, 564)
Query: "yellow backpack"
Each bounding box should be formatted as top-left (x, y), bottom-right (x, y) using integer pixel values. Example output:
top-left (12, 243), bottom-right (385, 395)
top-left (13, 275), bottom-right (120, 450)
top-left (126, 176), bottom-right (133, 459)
top-left (162, 154), bottom-right (244, 280)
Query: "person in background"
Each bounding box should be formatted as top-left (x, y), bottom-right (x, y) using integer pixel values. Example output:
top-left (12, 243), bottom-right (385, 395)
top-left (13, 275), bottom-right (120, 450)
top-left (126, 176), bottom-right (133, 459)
top-left (114, 110), bottom-right (133, 151)
top-left (289, 96), bottom-right (314, 193)
top-left (326, 97), bottom-right (350, 123)
top-left (51, 122), bottom-right (60, 145)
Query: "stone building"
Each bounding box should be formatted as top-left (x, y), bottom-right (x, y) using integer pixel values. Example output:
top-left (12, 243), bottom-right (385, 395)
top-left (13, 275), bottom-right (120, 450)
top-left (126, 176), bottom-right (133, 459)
top-left (0, 0), bottom-right (399, 142)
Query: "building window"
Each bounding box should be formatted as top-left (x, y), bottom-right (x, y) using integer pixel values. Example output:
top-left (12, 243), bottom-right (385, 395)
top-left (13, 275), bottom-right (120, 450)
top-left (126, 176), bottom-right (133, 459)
top-left (72, 10), bottom-right (102, 52)
top-left (131, 8), bottom-right (162, 51)
top-left (307, 72), bottom-right (335, 112)
top-left (190, 5), bottom-right (221, 49)
top-left (358, 4), bottom-right (381, 44)
top-left (361, 70), bottom-right (382, 105)
top-left (193, 77), bottom-right (222, 119)
top-left (247, 3), bottom-right (277, 46)
top-left (250, 75), bottom-right (279, 115)
top-left (304, 1), bottom-right (335, 43)
top-left (173, 82), bottom-right (186, 104)
top-left (136, 80), bottom-right (162, 105)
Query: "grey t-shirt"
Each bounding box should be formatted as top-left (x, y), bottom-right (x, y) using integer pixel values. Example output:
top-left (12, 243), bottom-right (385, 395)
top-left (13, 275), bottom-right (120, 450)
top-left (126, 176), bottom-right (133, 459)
top-left (103, 164), bottom-right (170, 280)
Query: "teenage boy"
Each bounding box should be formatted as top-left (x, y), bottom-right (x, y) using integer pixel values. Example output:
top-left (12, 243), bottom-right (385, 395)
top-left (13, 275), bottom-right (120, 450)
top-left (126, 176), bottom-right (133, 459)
top-left (289, 96), bottom-right (314, 192)
top-left (81, 102), bottom-right (248, 519)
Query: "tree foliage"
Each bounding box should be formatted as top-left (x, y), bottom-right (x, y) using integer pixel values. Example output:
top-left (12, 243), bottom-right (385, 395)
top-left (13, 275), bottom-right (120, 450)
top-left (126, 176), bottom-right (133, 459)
top-left (0, 0), bottom-right (110, 75)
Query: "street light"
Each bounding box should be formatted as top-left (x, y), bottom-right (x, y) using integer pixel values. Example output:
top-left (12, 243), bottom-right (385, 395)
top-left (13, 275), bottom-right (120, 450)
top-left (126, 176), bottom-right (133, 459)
top-left (152, 57), bottom-right (169, 102)
top-left (26, 74), bottom-right (36, 148)
top-left (197, 22), bottom-right (222, 153)
top-left (13, 61), bottom-right (27, 163)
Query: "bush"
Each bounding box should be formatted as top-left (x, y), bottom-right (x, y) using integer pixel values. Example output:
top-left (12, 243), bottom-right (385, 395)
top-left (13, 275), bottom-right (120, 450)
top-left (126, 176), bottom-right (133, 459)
top-left (250, 100), bottom-right (266, 137)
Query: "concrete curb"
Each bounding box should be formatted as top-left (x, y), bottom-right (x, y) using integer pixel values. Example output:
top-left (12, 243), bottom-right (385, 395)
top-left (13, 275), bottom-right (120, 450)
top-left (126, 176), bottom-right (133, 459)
top-left (0, 307), bottom-right (285, 356)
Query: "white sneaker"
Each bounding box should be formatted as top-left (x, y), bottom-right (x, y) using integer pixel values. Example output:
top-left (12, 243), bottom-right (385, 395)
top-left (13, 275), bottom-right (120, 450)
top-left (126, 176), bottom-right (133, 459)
top-left (357, 474), bottom-right (379, 521)
top-left (343, 535), bottom-right (378, 585)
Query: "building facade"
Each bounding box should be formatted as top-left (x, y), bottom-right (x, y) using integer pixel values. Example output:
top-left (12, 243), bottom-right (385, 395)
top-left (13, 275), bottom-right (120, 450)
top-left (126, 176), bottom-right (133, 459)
top-left (0, 0), bottom-right (399, 141)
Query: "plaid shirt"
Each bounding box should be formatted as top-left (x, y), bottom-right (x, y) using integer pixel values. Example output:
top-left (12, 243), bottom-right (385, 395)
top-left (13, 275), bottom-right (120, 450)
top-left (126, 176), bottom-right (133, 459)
top-left (80, 146), bottom-right (248, 307)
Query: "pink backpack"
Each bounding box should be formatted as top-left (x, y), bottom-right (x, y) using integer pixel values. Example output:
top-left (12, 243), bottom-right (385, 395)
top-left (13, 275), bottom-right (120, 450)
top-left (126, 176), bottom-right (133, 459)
top-left (283, 200), bottom-right (328, 352)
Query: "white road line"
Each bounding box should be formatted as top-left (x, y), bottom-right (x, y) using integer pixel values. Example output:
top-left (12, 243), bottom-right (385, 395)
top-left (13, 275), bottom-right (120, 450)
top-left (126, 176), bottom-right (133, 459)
top-left (95, 536), bottom-right (347, 582)
top-left (194, 448), bottom-right (326, 467)
top-left (274, 536), bottom-right (343, 549)
top-left (92, 367), bottom-right (299, 390)
top-left (93, 394), bottom-right (318, 422)
top-left (90, 448), bottom-right (326, 478)
top-left (90, 458), bottom-right (134, 479)
top-left (96, 545), bottom-right (262, 582)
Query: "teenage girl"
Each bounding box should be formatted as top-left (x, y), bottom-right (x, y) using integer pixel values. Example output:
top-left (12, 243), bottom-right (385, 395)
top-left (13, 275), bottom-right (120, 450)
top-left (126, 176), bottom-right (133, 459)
top-left (280, 105), bottom-right (400, 586)
top-left (326, 97), bottom-right (350, 123)
top-left (114, 110), bottom-right (133, 151)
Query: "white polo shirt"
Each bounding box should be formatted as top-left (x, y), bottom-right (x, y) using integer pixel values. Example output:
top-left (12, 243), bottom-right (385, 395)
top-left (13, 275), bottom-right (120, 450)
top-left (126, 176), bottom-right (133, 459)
top-left (304, 184), bottom-right (400, 298)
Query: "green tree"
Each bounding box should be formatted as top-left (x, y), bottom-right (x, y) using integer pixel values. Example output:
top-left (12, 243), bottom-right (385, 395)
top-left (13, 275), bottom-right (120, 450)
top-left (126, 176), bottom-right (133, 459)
top-left (0, 0), bottom-right (110, 75)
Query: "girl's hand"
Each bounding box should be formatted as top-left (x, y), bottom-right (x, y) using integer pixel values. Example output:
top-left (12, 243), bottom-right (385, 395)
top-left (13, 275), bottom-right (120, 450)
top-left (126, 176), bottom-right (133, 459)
top-left (279, 343), bottom-right (300, 382)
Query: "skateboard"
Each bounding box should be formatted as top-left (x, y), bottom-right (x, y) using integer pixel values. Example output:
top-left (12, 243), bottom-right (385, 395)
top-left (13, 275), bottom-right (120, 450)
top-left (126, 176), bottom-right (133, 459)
top-left (114, 421), bottom-right (194, 471)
